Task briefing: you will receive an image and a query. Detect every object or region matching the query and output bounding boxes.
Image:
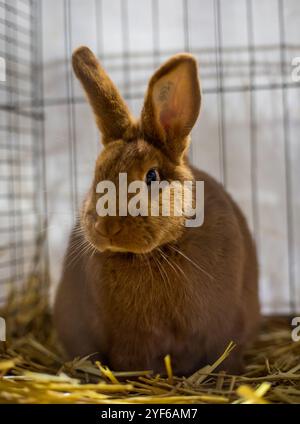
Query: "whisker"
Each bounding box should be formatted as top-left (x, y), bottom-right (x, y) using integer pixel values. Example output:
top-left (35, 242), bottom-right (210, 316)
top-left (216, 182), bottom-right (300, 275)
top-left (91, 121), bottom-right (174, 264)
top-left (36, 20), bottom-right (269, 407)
top-left (153, 250), bottom-right (171, 289)
top-left (152, 254), bottom-right (166, 287)
top-left (157, 247), bottom-right (178, 277)
top-left (66, 239), bottom-right (93, 269)
top-left (169, 245), bottom-right (214, 281)
top-left (145, 253), bottom-right (155, 288)
top-left (158, 247), bottom-right (190, 285)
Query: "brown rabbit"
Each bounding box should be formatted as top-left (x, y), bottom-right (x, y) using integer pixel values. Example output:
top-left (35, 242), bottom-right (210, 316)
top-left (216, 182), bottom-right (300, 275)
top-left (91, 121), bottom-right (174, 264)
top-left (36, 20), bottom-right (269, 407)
top-left (54, 46), bottom-right (260, 375)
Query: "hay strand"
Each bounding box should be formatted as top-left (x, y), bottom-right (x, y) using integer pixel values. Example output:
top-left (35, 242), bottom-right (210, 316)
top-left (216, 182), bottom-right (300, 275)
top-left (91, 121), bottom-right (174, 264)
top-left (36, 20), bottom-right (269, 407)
top-left (0, 276), bottom-right (299, 404)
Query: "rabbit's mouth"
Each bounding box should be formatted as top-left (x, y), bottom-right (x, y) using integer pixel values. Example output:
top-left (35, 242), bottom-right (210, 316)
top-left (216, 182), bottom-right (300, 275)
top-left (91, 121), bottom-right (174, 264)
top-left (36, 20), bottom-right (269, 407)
top-left (93, 236), bottom-right (131, 253)
top-left (88, 234), bottom-right (159, 254)
top-left (81, 214), bottom-right (159, 254)
top-left (81, 201), bottom-right (185, 254)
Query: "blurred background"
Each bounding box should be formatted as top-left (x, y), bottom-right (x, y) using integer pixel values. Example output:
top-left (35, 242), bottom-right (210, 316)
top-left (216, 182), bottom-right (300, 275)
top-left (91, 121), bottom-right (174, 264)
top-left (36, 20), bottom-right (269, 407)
top-left (0, 0), bottom-right (299, 314)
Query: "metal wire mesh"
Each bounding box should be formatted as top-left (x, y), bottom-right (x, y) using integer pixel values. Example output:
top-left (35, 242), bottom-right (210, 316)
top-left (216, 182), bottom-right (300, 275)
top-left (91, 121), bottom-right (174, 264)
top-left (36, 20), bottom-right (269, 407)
top-left (0, 0), bottom-right (299, 314)
top-left (0, 0), bottom-right (47, 302)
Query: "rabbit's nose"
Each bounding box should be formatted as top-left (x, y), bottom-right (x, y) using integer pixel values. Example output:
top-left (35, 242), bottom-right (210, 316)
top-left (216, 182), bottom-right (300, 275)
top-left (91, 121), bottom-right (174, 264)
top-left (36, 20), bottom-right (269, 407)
top-left (95, 220), bottom-right (121, 238)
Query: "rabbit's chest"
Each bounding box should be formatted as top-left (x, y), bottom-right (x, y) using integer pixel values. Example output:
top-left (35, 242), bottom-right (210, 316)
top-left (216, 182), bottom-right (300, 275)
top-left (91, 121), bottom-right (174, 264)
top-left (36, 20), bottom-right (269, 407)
top-left (100, 263), bottom-right (200, 342)
top-left (91, 259), bottom-right (205, 373)
top-left (105, 294), bottom-right (203, 374)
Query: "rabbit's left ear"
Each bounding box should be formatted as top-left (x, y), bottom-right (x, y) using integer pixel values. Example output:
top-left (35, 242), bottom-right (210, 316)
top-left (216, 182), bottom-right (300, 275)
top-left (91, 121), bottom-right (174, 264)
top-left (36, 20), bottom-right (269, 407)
top-left (72, 46), bottom-right (134, 143)
top-left (141, 54), bottom-right (201, 162)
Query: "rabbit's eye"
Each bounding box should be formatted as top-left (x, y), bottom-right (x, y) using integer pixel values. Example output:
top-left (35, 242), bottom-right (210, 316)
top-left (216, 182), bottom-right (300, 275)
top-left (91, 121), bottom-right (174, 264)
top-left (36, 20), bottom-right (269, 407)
top-left (146, 169), bottom-right (159, 185)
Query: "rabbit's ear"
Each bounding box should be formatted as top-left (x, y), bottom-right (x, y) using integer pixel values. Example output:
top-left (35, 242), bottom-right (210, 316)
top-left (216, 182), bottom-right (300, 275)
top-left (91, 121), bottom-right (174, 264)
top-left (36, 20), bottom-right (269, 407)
top-left (141, 54), bottom-right (201, 161)
top-left (72, 46), bottom-right (134, 143)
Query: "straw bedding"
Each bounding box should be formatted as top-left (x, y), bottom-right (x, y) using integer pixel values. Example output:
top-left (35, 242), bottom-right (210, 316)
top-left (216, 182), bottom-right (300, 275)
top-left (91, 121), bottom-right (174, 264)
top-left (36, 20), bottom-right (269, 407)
top-left (0, 276), bottom-right (299, 404)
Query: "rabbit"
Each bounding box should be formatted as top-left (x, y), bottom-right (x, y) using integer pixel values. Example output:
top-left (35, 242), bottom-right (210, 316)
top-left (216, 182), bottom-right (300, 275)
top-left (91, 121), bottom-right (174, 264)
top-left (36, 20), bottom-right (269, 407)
top-left (54, 46), bottom-right (260, 376)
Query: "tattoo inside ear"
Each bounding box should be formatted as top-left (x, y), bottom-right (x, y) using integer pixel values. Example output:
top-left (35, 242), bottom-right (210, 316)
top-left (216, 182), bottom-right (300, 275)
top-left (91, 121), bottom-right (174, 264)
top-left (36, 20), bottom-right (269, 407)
top-left (159, 108), bottom-right (177, 131)
top-left (158, 81), bottom-right (174, 102)
top-left (156, 81), bottom-right (177, 131)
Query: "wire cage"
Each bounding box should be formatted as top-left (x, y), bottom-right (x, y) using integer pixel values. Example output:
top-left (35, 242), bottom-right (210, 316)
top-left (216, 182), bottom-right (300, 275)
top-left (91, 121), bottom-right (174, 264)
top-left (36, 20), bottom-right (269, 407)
top-left (0, 0), bottom-right (300, 315)
top-left (0, 0), bottom-right (46, 303)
